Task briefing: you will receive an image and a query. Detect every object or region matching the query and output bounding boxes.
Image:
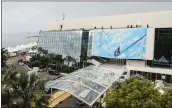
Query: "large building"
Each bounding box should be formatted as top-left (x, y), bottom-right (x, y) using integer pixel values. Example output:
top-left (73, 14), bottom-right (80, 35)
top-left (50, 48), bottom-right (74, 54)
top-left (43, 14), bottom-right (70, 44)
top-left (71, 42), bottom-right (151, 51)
top-left (38, 10), bottom-right (172, 83)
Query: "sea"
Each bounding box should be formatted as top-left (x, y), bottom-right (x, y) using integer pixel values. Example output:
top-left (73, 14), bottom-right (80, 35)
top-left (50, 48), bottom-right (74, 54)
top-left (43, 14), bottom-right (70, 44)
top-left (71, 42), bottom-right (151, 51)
top-left (2, 32), bottom-right (39, 48)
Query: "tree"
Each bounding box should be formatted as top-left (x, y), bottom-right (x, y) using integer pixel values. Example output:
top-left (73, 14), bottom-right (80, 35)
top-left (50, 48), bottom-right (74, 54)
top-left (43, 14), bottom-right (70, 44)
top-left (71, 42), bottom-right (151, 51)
top-left (104, 76), bottom-right (161, 108)
top-left (29, 54), bottom-right (49, 69)
top-left (42, 49), bottom-right (48, 55)
top-left (1, 48), bottom-right (10, 68)
top-left (65, 56), bottom-right (76, 66)
top-left (31, 46), bottom-right (37, 51)
top-left (38, 47), bottom-right (43, 55)
top-left (29, 53), bottom-right (64, 71)
top-left (160, 89), bottom-right (172, 108)
top-left (2, 70), bottom-right (18, 108)
top-left (9, 71), bottom-right (48, 108)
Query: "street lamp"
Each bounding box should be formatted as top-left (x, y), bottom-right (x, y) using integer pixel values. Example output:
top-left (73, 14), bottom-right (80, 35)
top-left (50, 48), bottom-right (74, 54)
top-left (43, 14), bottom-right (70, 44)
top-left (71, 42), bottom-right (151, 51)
top-left (83, 61), bottom-right (87, 68)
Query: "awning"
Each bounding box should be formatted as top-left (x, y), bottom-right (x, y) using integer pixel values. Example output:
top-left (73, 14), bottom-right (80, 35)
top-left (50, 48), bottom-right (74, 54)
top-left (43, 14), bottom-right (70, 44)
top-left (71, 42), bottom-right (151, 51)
top-left (48, 65), bottom-right (124, 106)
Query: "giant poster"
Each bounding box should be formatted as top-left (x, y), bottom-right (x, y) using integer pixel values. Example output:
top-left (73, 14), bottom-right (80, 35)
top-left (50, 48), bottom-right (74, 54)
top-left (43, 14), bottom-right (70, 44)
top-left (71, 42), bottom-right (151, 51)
top-left (92, 28), bottom-right (147, 59)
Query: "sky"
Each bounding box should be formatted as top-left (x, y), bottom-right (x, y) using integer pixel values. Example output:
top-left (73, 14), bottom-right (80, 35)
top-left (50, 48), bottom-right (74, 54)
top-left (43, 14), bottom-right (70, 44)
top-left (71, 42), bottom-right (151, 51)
top-left (2, 2), bottom-right (172, 47)
top-left (2, 2), bottom-right (172, 34)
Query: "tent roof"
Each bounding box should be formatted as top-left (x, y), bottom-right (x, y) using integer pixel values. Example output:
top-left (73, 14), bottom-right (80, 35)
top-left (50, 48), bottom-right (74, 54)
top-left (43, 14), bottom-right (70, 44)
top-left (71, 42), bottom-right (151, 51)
top-left (158, 56), bottom-right (169, 63)
top-left (48, 65), bottom-right (123, 106)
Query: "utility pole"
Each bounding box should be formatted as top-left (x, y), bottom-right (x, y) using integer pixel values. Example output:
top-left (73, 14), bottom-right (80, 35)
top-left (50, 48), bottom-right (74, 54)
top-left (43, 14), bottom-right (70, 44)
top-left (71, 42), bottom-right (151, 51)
top-left (62, 13), bottom-right (65, 20)
top-left (56, 13), bottom-right (65, 21)
top-left (28, 32), bottom-right (30, 43)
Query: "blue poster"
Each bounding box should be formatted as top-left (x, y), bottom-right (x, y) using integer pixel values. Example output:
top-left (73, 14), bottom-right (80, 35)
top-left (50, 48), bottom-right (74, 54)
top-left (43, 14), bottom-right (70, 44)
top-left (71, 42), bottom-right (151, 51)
top-left (93, 28), bottom-right (147, 59)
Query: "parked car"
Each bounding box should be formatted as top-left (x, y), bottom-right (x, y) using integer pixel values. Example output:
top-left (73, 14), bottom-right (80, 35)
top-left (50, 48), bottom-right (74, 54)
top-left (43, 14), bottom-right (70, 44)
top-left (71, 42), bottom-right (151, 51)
top-left (21, 52), bottom-right (26, 55)
top-left (47, 64), bottom-right (60, 75)
top-left (9, 52), bottom-right (17, 57)
top-left (76, 99), bottom-right (86, 106)
top-left (18, 59), bottom-right (25, 66)
top-left (18, 59), bottom-right (28, 66)
top-left (48, 68), bottom-right (59, 75)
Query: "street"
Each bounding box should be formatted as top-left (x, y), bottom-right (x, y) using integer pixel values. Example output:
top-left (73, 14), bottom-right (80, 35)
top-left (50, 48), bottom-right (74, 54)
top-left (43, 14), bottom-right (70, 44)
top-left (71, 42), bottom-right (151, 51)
top-left (6, 55), bottom-right (28, 72)
top-left (56, 96), bottom-right (89, 108)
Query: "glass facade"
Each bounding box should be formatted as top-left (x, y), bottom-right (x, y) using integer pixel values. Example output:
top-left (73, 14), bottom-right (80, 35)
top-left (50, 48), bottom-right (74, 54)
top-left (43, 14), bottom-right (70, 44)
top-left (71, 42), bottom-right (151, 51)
top-left (154, 28), bottom-right (172, 67)
top-left (38, 30), bottom-right (89, 64)
top-left (87, 30), bottom-right (93, 57)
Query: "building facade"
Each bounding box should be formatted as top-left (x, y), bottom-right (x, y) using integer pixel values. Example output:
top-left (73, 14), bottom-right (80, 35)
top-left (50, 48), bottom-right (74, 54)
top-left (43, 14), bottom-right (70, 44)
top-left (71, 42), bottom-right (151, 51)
top-left (37, 30), bottom-right (89, 67)
top-left (44, 10), bottom-right (172, 83)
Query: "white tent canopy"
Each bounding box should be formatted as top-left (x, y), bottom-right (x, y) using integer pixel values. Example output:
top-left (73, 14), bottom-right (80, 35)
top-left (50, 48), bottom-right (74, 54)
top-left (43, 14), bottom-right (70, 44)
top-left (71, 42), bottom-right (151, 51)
top-left (28, 49), bottom-right (36, 53)
top-left (48, 65), bottom-right (124, 106)
top-left (6, 42), bottom-right (37, 53)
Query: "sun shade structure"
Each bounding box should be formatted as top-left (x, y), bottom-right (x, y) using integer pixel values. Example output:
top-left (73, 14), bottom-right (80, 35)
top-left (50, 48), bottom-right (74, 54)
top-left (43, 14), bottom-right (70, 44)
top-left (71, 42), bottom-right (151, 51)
top-left (48, 65), bottom-right (124, 106)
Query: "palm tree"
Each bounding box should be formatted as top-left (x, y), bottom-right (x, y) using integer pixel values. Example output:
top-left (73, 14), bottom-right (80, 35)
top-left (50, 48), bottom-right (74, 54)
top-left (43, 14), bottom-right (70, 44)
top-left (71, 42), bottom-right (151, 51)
top-left (46, 53), bottom-right (63, 71)
top-left (65, 56), bottom-right (76, 66)
top-left (42, 49), bottom-right (48, 56)
top-left (53, 54), bottom-right (63, 71)
top-left (9, 71), bottom-right (48, 108)
top-left (38, 47), bottom-right (43, 55)
top-left (2, 48), bottom-right (10, 69)
top-left (2, 70), bottom-right (18, 108)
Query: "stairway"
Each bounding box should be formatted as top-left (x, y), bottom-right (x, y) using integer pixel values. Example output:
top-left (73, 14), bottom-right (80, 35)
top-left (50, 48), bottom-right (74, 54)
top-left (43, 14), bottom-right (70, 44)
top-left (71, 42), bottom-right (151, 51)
top-left (48, 91), bottom-right (71, 107)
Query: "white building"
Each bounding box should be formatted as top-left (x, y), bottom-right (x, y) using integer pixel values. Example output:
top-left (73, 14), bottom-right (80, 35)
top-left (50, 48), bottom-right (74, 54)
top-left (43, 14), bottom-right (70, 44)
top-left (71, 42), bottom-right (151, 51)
top-left (47, 10), bottom-right (172, 83)
top-left (48, 10), bottom-right (172, 30)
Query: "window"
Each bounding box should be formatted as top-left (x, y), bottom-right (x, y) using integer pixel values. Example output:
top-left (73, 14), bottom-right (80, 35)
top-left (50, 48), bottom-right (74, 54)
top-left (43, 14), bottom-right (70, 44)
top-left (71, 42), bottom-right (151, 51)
top-left (130, 70), bottom-right (134, 76)
top-left (157, 74), bottom-right (162, 80)
top-left (123, 72), bottom-right (127, 75)
top-left (137, 71), bottom-right (142, 75)
top-left (154, 28), bottom-right (172, 68)
top-left (166, 75), bottom-right (172, 83)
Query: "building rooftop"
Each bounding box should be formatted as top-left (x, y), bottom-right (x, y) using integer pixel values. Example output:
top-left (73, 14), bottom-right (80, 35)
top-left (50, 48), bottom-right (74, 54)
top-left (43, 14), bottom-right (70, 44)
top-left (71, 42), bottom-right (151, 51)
top-left (48, 10), bottom-right (172, 30)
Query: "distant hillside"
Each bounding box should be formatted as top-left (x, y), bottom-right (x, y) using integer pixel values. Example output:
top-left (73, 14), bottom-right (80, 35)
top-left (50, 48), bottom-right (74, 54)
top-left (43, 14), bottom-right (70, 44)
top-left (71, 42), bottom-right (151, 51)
top-left (2, 32), bottom-right (39, 48)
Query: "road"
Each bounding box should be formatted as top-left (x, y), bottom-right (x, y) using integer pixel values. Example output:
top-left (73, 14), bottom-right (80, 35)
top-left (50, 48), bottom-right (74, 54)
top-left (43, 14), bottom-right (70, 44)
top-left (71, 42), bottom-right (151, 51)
top-left (6, 55), bottom-right (28, 72)
top-left (56, 96), bottom-right (89, 108)
top-left (38, 72), bottom-right (57, 81)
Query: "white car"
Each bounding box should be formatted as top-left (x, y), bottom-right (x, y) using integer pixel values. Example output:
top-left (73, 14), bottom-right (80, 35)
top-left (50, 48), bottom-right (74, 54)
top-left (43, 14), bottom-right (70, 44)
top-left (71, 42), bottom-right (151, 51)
top-left (19, 62), bottom-right (24, 66)
top-left (25, 55), bottom-right (32, 61)
top-left (9, 52), bottom-right (17, 57)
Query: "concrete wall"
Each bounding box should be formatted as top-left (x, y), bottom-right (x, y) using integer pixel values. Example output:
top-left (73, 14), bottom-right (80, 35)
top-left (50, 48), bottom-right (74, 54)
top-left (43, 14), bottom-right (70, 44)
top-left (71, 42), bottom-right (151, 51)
top-left (146, 28), bottom-right (155, 60)
top-left (48, 10), bottom-right (172, 30)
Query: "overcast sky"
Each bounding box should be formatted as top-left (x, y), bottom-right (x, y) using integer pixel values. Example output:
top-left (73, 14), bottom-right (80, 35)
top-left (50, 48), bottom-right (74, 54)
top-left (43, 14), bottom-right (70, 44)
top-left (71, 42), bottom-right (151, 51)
top-left (2, 2), bottom-right (172, 34)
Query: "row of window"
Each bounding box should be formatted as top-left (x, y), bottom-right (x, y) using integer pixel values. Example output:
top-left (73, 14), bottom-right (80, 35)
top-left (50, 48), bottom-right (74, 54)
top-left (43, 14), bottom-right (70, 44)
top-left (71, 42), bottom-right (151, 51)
top-left (130, 70), bottom-right (172, 83)
top-left (39, 37), bottom-right (82, 44)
